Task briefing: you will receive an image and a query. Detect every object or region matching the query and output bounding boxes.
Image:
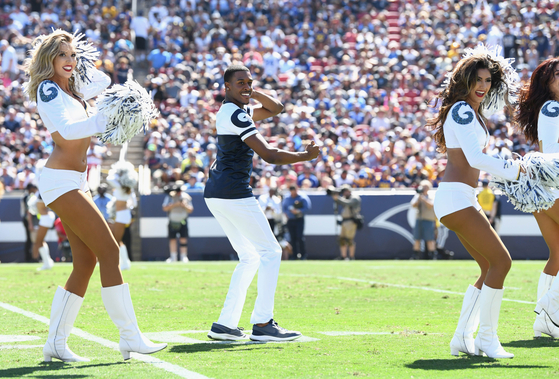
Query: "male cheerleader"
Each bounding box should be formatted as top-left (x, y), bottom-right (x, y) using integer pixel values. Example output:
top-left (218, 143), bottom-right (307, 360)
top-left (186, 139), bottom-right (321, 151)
top-left (204, 65), bottom-right (319, 341)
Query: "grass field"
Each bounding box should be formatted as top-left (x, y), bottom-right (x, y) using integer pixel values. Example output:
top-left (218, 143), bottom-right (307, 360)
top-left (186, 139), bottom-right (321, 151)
top-left (1, 260), bottom-right (559, 378)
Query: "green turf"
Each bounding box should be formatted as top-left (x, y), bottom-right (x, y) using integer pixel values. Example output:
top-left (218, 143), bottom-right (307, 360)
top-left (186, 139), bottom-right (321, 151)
top-left (1, 260), bottom-right (558, 378)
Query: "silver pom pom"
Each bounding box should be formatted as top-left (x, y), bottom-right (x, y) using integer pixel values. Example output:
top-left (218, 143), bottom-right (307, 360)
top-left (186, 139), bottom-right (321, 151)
top-left (441, 44), bottom-right (520, 116)
top-left (108, 161), bottom-right (138, 189)
top-left (95, 80), bottom-right (158, 145)
top-left (71, 32), bottom-right (100, 92)
top-left (490, 152), bottom-right (559, 213)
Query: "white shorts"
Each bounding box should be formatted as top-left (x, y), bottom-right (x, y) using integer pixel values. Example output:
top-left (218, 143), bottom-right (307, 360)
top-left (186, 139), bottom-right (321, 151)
top-left (434, 182), bottom-right (481, 220)
top-left (39, 167), bottom-right (89, 206)
top-left (115, 209), bottom-right (132, 224)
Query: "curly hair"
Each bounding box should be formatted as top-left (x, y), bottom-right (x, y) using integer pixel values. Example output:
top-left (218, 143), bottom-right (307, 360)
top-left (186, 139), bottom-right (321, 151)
top-left (426, 54), bottom-right (514, 153)
top-left (516, 58), bottom-right (559, 144)
top-left (23, 29), bottom-right (80, 102)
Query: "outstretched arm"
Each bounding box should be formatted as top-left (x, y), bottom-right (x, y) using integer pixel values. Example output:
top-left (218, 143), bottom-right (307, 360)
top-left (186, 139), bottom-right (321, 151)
top-left (244, 133), bottom-right (319, 164)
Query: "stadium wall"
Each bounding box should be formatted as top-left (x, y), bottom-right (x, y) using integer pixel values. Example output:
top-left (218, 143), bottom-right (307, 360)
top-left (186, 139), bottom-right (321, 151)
top-left (0, 191), bottom-right (548, 262)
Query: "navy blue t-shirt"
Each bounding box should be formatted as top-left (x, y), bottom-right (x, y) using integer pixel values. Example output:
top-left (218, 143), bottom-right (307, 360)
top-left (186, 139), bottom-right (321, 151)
top-left (204, 101), bottom-right (258, 199)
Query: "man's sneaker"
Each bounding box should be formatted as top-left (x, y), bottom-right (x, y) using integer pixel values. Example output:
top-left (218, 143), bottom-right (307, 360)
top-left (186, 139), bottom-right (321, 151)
top-left (207, 323), bottom-right (248, 341)
top-left (250, 319), bottom-right (302, 342)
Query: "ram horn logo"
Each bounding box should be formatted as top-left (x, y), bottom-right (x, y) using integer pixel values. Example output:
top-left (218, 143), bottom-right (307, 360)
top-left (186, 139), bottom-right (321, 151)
top-left (368, 203), bottom-right (414, 244)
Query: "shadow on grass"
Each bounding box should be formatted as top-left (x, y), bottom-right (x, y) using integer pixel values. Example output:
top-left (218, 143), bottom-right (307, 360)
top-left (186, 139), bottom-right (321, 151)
top-left (170, 342), bottom-right (288, 354)
top-left (406, 356), bottom-right (550, 371)
top-left (503, 338), bottom-right (559, 348)
top-left (0, 362), bottom-right (124, 378)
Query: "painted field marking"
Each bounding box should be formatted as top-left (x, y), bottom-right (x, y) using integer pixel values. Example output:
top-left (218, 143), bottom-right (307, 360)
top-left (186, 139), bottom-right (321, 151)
top-left (319, 332), bottom-right (394, 336)
top-left (283, 274), bottom-right (535, 305)
top-left (139, 265), bottom-right (536, 305)
top-left (0, 302), bottom-right (211, 379)
top-left (144, 331), bottom-right (319, 345)
top-left (0, 335), bottom-right (43, 350)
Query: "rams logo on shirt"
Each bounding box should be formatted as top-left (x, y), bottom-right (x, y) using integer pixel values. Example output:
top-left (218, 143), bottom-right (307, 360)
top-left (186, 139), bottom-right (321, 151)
top-left (231, 109), bottom-right (253, 128)
top-left (452, 102), bottom-right (474, 125)
top-left (542, 101), bottom-right (559, 118)
top-left (39, 81), bottom-right (59, 102)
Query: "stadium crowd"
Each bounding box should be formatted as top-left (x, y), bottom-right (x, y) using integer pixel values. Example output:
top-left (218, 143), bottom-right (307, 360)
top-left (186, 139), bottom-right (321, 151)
top-left (1, 0), bottom-right (559, 194)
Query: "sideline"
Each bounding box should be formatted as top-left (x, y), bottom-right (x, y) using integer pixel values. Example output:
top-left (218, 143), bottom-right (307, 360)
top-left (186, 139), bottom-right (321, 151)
top-left (0, 301), bottom-right (210, 379)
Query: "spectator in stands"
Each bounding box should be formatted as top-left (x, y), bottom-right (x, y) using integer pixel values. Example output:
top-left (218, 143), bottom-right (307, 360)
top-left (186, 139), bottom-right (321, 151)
top-left (93, 183), bottom-right (113, 221)
top-left (1, 40), bottom-right (19, 81)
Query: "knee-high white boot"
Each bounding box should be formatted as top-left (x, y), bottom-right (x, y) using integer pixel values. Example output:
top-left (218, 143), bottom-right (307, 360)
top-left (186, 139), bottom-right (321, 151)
top-left (450, 285), bottom-right (480, 356)
top-left (534, 273), bottom-right (559, 338)
top-left (537, 272), bottom-right (559, 328)
top-left (119, 245), bottom-right (131, 271)
top-left (101, 283), bottom-right (167, 360)
top-left (474, 284), bottom-right (514, 358)
top-left (38, 244), bottom-right (54, 271)
top-left (43, 286), bottom-right (90, 362)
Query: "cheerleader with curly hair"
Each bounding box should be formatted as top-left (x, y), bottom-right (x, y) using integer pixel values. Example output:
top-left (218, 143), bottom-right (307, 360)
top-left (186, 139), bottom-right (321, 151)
top-left (24, 29), bottom-right (165, 362)
top-left (516, 57), bottom-right (559, 338)
top-left (427, 45), bottom-right (523, 358)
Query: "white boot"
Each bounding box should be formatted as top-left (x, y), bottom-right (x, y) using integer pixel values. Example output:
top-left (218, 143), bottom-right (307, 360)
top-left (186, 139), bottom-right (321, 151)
top-left (537, 272), bottom-right (559, 328)
top-left (450, 285), bottom-right (480, 356)
top-left (101, 283), bottom-right (167, 360)
top-left (119, 245), bottom-right (131, 271)
top-left (474, 284), bottom-right (514, 358)
top-left (180, 252), bottom-right (189, 263)
top-left (166, 252), bottom-right (177, 263)
top-left (38, 244), bottom-right (54, 271)
top-left (43, 286), bottom-right (90, 362)
top-left (533, 273), bottom-right (559, 338)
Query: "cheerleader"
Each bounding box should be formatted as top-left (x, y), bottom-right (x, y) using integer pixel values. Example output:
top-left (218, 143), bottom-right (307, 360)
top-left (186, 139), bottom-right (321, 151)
top-left (427, 45), bottom-right (523, 358)
top-left (516, 58), bottom-right (559, 338)
top-left (28, 191), bottom-right (55, 270)
top-left (106, 160), bottom-right (137, 270)
top-left (24, 29), bottom-right (165, 362)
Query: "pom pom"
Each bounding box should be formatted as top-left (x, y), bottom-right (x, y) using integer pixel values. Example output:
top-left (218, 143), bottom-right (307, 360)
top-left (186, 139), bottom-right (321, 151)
top-left (71, 32), bottom-right (100, 92)
top-left (106, 197), bottom-right (116, 221)
top-left (95, 80), bottom-right (158, 145)
top-left (108, 161), bottom-right (138, 190)
top-left (490, 152), bottom-right (559, 213)
top-left (441, 44), bottom-right (520, 116)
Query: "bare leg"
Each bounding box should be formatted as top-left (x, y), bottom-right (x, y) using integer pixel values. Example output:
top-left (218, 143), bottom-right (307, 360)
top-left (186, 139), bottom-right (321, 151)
top-left (179, 237), bottom-right (188, 257)
top-left (455, 234), bottom-right (489, 289)
top-left (340, 244), bottom-right (348, 258)
top-left (534, 203), bottom-right (559, 276)
top-left (169, 238), bottom-right (177, 253)
top-left (109, 222), bottom-right (126, 244)
top-left (32, 225), bottom-right (49, 259)
top-left (349, 243), bottom-right (356, 259)
top-left (48, 190), bottom-right (122, 295)
top-left (441, 207), bottom-right (511, 289)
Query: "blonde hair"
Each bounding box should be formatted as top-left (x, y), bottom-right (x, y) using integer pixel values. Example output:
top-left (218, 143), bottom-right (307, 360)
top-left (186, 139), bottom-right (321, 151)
top-left (24, 29), bottom-right (80, 102)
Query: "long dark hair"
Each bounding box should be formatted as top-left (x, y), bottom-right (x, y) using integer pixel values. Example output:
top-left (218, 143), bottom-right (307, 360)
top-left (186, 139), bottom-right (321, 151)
top-left (516, 58), bottom-right (559, 144)
top-left (426, 55), bottom-right (511, 153)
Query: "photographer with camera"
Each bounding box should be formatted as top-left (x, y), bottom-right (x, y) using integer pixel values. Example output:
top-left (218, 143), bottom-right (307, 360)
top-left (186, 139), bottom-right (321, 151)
top-left (410, 180), bottom-right (437, 260)
top-left (330, 184), bottom-right (362, 260)
top-left (162, 181), bottom-right (193, 263)
top-left (282, 184), bottom-right (311, 260)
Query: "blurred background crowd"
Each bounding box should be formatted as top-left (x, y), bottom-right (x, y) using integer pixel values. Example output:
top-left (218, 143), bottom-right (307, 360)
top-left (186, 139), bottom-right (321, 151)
top-left (1, 0), bottom-right (558, 195)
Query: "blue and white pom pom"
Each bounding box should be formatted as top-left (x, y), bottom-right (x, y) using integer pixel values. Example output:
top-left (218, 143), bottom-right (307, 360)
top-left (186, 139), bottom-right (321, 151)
top-left (107, 161), bottom-right (138, 190)
top-left (441, 44), bottom-right (520, 116)
top-left (71, 32), bottom-right (100, 92)
top-left (490, 152), bottom-right (559, 213)
top-left (95, 80), bottom-right (158, 145)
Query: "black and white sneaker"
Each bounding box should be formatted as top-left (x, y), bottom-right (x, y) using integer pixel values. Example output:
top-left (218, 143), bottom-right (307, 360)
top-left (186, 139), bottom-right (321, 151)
top-left (250, 319), bottom-right (302, 342)
top-left (207, 323), bottom-right (248, 341)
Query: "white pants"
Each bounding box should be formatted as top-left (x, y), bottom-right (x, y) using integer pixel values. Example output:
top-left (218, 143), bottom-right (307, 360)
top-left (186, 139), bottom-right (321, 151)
top-left (205, 197), bottom-right (282, 328)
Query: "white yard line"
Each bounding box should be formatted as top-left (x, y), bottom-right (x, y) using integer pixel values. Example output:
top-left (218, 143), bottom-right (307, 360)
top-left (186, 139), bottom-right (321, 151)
top-left (283, 274), bottom-right (535, 305)
top-left (0, 301), bottom-right (211, 379)
top-left (143, 266), bottom-right (536, 305)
